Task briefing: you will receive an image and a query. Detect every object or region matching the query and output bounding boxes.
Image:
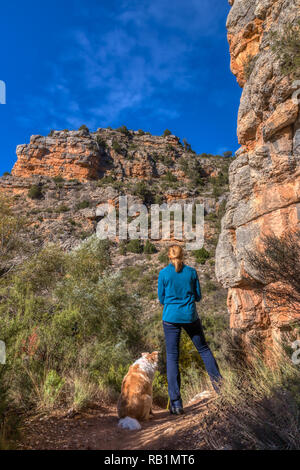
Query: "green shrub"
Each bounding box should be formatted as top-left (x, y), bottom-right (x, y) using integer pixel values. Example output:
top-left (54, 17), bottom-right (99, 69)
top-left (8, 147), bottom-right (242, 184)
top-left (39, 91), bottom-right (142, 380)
top-left (126, 239), bottom-right (143, 254)
top-left (162, 129), bottom-right (172, 137)
top-left (192, 247), bottom-right (210, 264)
top-left (116, 125), bottom-right (130, 136)
top-left (97, 175), bottom-right (116, 186)
top-left (270, 20), bottom-right (300, 79)
top-left (55, 204), bottom-right (70, 213)
top-left (43, 370), bottom-right (64, 408)
top-left (76, 200), bottom-right (90, 210)
top-left (158, 249), bottom-right (169, 265)
top-left (143, 240), bottom-right (157, 254)
top-left (2, 172), bottom-right (10, 177)
top-left (137, 129), bottom-right (145, 136)
top-left (164, 171), bottom-right (177, 183)
top-left (132, 181), bottom-right (154, 205)
top-left (112, 140), bottom-right (123, 154)
top-left (78, 125), bottom-right (89, 133)
top-left (119, 241), bottom-right (127, 255)
top-left (95, 136), bottom-right (107, 148)
top-left (28, 185), bottom-right (43, 200)
top-left (53, 175), bottom-right (64, 184)
top-left (0, 237), bottom-right (141, 413)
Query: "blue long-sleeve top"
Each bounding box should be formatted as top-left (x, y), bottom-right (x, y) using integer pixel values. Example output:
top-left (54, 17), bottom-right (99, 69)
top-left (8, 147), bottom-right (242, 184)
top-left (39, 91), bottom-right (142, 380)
top-left (158, 263), bottom-right (201, 323)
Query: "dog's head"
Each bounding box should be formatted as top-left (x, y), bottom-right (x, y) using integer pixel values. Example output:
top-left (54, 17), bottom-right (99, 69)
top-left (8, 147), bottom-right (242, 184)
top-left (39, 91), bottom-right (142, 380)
top-left (141, 351), bottom-right (159, 367)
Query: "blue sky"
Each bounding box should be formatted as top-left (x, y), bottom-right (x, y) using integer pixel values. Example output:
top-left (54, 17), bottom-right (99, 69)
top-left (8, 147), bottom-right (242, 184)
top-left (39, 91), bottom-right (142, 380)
top-left (0, 0), bottom-right (241, 175)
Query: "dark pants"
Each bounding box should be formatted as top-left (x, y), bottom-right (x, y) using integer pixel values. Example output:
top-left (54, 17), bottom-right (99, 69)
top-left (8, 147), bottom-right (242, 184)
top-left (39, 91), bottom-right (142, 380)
top-left (163, 319), bottom-right (222, 408)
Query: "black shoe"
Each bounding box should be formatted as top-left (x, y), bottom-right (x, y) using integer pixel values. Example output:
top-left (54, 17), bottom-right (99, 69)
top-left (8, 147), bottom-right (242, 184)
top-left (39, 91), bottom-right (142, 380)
top-left (170, 406), bottom-right (184, 415)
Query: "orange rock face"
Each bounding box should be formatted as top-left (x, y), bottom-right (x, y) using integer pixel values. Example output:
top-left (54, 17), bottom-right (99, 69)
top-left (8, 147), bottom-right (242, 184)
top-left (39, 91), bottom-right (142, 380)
top-left (216, 0), bottom-right (300, 353)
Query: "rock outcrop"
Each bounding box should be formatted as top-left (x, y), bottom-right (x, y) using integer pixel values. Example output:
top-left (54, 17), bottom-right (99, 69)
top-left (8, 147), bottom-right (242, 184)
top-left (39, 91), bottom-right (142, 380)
top-left (11, 128), bottom-right (217, 183)
top-left (216, 0), bottom-right (300, 352)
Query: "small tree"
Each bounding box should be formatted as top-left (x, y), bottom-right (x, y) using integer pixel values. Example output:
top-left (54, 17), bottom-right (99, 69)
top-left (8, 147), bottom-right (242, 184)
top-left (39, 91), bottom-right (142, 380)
top-left (117, 125), bottom-right (130, 136)
top-left (78, 125), bottom-right (89, 133)
top-left (163, 129), bottom-right (172, 137)
top-left (183, 138), bottom-right (192, 152)
top-left (28, 184), bottom-right (43, 200)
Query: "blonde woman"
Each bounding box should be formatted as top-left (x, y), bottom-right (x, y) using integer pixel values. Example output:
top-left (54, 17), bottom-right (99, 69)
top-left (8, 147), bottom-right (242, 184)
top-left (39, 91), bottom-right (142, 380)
top-left (158, 245), bottom-right (222, 415)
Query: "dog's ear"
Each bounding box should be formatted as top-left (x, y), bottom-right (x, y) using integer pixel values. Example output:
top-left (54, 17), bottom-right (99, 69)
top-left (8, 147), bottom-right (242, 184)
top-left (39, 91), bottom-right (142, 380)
top-left (141, 352), bottom-right (148, 357)
top-left (151, 351), bottom-right (159, 359)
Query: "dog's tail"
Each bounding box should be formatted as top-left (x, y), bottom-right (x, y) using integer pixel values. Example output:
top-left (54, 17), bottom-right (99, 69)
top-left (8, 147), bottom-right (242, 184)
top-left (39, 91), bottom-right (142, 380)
top-left (118, 416), bottom-right (141, 430)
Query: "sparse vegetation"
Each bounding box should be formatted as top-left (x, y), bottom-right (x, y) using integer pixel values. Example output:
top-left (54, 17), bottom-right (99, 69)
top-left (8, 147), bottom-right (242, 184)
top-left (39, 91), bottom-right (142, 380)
top-left (116, 125), bottom-right (130, 136)
top-left (53, 175), bottom-right (65, 184)
top-left (192, 247), bottom-right (210, 264)
top-left (162, 129), bottom-right (172, 137)
top-left (126, 239), bottom-right (144, 254)
top-left (244, 54), bottom-right (258, 80)
top-left (28, 184), bottom-right (43, 200)
top-left (270, 19), bottom-right (300, 79)
top-left (78, 125), bottom-right (89, 133)
top-left (76, 200), bottom-right (90, 210)
top-left (112, 139), bottom-right (123, 154)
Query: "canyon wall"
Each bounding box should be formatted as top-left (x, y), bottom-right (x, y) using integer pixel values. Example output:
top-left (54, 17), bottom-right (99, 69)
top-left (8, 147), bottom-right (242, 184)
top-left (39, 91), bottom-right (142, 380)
top-left (216, 0), bottom-right (300, 351)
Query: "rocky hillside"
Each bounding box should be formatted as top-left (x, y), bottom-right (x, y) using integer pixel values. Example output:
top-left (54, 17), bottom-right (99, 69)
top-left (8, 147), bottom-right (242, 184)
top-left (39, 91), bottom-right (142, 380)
top-left (0, 127), bottom-right (232, 322)
top-left (1, 127), bottom-right (231, 250)
top-left (216, 0), bottom-right (300, 352)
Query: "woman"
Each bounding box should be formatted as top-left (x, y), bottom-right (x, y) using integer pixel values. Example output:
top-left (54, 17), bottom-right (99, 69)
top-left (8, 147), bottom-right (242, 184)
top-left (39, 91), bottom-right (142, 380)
top-left (158, 245), bottom-right (222, 415)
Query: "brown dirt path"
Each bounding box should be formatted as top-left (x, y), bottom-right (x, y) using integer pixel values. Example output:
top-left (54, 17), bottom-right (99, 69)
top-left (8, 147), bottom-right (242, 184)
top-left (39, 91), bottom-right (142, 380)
top-left (19, 396), bottom-right (214, 450)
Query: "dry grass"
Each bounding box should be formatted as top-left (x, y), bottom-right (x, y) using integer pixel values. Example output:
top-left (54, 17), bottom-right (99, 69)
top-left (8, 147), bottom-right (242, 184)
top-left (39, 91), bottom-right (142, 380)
top-left (203, 337), bottom-right (300, 450)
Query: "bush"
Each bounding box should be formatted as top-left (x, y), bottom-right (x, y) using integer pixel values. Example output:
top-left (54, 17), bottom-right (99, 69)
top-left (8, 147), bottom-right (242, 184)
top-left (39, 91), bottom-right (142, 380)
top-left (270, 20), bottom-right (300, 79)
top-left (2, 172), bottom-right (10, 177)
top-left (164, 171), bottom-right (177, 183)
top-left (162, 129), bottom-right (172, 137)
top-left (143, 240), bottom-right (157, 254)
top-left (132, 181), bottom-right (154, 205)
top-left (112, 140), bottom-right (123, 154)
top-left (95, 136), bottom-right (107, 148)
top-left (53, 175), bottom-right (64, 184)
top-left (55, 204), bottom-right (70, 213)
top-left (137, 129), bottom-right (145, 136)
top-left (126, 239), bottom-right (143, 254)
top-left (78, 125), bottom-right (89, 133)
top-left (158, 249), bottom-right (169, 265)
top-left (76, 200), bottom-right (90, 210)
top-left (116, 125), bottom-right (130, 136)
top-left (0, 237), bottom-right (141, 414)
top-left (192, 247), bottom-right (210, 264)
top-left (28, 185), bottom-right (43, 200)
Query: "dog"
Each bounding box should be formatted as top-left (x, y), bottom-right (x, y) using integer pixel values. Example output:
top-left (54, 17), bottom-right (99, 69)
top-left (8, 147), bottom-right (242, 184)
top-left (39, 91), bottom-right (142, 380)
top-left (117, 351), bottom-right (159, 430)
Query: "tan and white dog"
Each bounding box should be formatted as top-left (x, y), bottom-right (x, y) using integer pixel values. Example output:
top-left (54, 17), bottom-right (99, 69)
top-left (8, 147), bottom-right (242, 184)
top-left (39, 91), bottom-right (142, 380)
top-left (117, 351), bottom-right (159, 430)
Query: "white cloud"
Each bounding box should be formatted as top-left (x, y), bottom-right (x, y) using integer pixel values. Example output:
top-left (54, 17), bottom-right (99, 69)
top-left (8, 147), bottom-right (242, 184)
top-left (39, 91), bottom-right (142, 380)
top-left (17, 0), bottom-right (230, 130)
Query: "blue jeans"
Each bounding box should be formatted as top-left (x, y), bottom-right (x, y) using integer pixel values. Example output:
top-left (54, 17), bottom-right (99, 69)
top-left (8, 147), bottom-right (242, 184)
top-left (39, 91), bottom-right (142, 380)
top-left (163, 319), bottom-right (222, 408)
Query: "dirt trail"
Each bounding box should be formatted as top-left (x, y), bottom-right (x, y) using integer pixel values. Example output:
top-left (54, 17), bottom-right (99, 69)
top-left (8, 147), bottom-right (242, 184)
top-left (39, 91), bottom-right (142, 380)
top-left (19, 395), bottom-right (214, 450)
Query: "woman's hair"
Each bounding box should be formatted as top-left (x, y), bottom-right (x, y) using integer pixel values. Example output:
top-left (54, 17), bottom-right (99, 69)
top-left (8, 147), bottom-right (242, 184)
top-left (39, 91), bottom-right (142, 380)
top-left (168, 245), bottom-right (184, 273)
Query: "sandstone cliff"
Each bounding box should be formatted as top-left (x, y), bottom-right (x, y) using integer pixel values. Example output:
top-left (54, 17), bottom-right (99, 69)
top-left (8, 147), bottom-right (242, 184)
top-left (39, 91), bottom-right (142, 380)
top-left (11, 128), bottom-right (218, 183)
top-left (216, 0), bottom-right (300, 352)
